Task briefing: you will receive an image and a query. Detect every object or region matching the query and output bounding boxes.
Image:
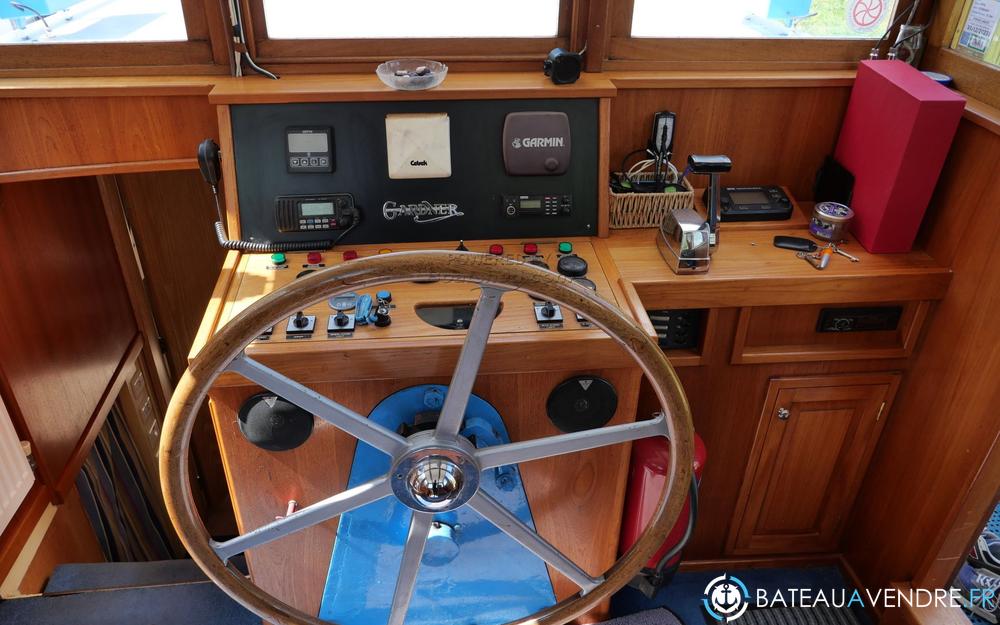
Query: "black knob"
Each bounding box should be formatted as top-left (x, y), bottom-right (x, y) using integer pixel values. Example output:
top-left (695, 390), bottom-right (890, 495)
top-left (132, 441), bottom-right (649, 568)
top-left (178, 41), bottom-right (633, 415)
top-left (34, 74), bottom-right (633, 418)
top-left (373, 304), bottom-right (392, 327)
top-left (293, 312), bottom-right (309, 328)
top-left (557, 254), bottom-right (588, 278)
top-left (541, 303), bottom-right (556, 319)
top-left (529, 259), bottom-right (549, 270)
top-left (456, 240), bottom-right (469, 252)
top-left (334, 311), bottom-right (349, 327)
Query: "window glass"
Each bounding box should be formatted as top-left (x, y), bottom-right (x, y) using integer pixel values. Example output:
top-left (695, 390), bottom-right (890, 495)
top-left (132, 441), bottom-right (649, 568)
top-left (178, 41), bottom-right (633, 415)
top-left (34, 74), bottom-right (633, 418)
top-left (631, 0), bottom-right (901, 38)
top-left (0, 0), bottom-right (186, 44)
top-left (262, 0), bottom-right (561, 39)
top-left (950, 0), bottom-right (1000, 68)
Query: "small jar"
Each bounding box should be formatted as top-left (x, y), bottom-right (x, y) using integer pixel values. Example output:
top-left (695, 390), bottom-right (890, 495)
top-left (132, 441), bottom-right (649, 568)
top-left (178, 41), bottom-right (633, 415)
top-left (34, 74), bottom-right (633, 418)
top-left (810, 201), bottom-right (854, 241)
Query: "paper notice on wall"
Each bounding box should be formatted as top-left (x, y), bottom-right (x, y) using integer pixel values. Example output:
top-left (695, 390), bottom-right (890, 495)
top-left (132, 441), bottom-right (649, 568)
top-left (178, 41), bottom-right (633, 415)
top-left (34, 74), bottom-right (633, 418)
top-left (958, 0), bottom-right (1000, 53)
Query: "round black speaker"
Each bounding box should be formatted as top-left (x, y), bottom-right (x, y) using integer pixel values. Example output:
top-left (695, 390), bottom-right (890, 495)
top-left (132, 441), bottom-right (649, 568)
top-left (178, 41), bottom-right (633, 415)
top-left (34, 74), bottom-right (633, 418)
top-left (237, 392), bottom-right (314, 451)
top-left (546, 376), bottom-right (617, 433)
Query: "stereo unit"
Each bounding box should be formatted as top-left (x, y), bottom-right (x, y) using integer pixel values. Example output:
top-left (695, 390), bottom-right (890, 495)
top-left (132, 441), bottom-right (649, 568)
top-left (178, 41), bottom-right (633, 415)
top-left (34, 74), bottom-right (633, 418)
top-left (502, 194), bottom-right (572, 218)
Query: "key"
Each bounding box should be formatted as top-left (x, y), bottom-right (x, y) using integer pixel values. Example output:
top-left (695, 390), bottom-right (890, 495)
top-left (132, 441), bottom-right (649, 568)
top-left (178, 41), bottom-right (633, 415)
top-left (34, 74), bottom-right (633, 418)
top-left (831, 244), bottom-right (860, 262)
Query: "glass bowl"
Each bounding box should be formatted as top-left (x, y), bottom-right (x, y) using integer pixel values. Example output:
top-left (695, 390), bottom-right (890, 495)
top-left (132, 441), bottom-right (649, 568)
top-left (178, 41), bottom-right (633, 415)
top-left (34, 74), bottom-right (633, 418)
top-left (376, 59), bottom-right (448, 91)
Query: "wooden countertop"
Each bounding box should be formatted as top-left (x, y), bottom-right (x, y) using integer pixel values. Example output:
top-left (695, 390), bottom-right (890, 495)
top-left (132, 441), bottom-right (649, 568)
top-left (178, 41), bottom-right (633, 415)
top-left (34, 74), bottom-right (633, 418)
top-left (208, 72), bottom-right (617, 104)
top-left (602, 227), bottom-right (952, 309)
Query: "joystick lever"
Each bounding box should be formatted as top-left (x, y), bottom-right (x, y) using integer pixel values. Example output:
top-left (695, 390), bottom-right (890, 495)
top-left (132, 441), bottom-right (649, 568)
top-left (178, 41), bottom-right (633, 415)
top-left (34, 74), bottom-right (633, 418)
top-left (688, 154), bottom-right (732, 249)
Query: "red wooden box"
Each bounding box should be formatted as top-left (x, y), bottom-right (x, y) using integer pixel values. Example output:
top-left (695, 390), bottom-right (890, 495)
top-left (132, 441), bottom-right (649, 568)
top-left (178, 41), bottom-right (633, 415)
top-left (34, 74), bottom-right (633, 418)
top-left (834, 60), bottom-right (965, 253)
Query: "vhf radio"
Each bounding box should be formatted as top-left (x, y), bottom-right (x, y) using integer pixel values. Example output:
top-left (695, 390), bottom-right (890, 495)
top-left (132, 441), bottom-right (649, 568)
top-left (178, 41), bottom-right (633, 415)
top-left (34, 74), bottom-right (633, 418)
top-left (197, 138), bottom-right (359, 252)
top-left (275, 194), bottom-right (357, 233)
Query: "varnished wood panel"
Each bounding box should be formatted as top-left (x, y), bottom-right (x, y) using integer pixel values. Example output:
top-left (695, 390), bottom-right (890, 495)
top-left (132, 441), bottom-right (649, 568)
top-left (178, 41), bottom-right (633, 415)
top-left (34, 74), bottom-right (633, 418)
top-left (609, 86), bottom-right (851, 201)
top-left (727, 374), bottom-right (898, 555)
top-left (634, 308), bottom-right (915, 561)
top-left (843, 118), bottom-right (1000, 591)
top-left (116, 170), bottom-right (233, 534)
top-left (0, 96), bottom-right (216, 175)
top-left (0, 178), bottom-right (137, 489)
top-left (208, 368), bottom-right (640, 617)
top-left (16, 487), bottom-right (104, 595)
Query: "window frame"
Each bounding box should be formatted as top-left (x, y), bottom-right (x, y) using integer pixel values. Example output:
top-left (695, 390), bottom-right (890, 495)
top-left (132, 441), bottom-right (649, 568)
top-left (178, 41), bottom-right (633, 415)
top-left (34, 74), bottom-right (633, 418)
top-left (921, 0), bottom-right (999, 109)
top-left (0, 0), bottom-right (231, 76)
top-left (240, 0), bottom-right (582, 71)
top-left (598, 0), bottom-right (916, 71)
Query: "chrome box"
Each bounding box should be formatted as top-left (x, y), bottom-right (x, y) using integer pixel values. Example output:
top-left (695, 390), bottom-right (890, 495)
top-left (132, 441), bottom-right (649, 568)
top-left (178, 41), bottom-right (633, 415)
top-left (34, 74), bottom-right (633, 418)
top-left (657, 207), bottom-right (711, 274)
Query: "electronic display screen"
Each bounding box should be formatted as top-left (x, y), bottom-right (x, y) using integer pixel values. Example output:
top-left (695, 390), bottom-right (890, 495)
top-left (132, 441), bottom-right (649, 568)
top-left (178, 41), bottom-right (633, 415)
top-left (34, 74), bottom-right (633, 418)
top-left (288, 132), bottom-right (329, 154)
top-left (520, 199), bottom-right (542, 209)
top-left (300, 202), bottom-right (334, 216)
top-left (730, 190), bottom-right (770, 205)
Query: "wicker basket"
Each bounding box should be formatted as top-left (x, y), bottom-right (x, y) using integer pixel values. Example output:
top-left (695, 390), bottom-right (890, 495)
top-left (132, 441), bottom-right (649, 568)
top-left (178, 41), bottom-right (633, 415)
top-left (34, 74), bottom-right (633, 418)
top-left (609, 174), bottom-right (695, 229)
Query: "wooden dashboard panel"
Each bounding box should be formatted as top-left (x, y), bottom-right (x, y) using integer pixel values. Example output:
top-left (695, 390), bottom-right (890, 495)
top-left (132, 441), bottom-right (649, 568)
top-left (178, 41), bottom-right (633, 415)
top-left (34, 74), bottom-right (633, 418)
top-left (208, 238), bottom-right (639, 385)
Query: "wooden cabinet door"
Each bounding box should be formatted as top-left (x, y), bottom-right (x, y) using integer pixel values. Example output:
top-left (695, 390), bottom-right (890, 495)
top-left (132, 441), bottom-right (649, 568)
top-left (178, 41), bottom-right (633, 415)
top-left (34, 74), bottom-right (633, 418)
top-left (727, 374), bottom-right (900, 555)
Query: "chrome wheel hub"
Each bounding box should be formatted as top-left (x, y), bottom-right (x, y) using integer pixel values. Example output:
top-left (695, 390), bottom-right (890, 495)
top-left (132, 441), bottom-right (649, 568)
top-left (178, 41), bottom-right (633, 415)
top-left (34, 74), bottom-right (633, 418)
top-left (391, 434), bottom-right (480, 512)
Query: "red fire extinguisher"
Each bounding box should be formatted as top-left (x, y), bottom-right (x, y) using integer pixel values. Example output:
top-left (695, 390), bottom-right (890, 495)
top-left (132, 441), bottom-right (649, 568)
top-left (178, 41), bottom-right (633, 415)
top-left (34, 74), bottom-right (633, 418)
top-left (618, 423), bottom-right (706, 597)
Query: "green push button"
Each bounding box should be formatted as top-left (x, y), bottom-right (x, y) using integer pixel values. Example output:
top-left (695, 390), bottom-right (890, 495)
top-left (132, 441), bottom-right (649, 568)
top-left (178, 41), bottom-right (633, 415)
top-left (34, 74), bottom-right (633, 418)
top-left (558, 242), bottom-right (573, 254)
top-left (270, 252), bottom-right (287, 265)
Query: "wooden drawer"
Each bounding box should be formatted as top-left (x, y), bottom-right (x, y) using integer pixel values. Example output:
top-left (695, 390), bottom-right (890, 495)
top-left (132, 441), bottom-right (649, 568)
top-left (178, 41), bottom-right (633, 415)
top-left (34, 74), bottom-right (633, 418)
top-left (731, 301), bottom-right (929, 364)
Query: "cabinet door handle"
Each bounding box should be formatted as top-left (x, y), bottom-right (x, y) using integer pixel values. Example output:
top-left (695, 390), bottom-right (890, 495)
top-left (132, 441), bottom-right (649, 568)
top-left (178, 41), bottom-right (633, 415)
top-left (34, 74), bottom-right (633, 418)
top-left (777, 408), bottom-right (790, 421)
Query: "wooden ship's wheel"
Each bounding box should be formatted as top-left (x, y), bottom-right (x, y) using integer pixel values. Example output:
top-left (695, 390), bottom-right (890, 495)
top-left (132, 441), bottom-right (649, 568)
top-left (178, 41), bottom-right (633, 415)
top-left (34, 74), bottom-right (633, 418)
top-left (160, 251), bottom-right (694, 625)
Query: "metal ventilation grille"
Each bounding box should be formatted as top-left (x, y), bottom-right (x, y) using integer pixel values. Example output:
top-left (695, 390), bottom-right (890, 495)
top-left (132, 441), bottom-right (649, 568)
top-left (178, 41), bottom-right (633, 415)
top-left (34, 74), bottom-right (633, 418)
top-left (0, 399), bottom-right (33, 534)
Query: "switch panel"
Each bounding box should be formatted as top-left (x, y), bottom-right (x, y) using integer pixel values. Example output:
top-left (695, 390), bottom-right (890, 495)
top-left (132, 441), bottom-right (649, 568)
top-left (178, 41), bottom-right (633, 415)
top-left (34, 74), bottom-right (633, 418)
top-left (648, 309), bottom-right (703, 350)
top-left (816, 306), bottom-right (902, 333)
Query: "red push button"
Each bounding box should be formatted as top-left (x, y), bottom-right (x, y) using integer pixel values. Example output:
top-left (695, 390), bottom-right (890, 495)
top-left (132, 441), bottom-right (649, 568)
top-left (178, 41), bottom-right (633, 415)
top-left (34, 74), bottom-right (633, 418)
top-left (307, 252), bottom-right (323, 264)
top-left (342, 250), bottom-right (358, 261)
top-left (489, 244), bottom-right (504, 256)
top-left (523, 243), bottom-right (538, 255)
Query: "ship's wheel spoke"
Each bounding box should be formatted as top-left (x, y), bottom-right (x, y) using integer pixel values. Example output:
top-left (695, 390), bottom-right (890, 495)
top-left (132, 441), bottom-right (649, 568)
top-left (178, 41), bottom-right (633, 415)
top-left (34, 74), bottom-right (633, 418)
top-left (210, 475), bottom-right (393, 562)
top-left (228, 354), bottom-right (408, 456)
top-left (434, 286), bottom-right (506, 438)
top-left (387, 511), bottom-right (434, 625)
top-left (476, 412), bottom-right (668, 469)
top-left (468, 491), bottom-right (602, 593)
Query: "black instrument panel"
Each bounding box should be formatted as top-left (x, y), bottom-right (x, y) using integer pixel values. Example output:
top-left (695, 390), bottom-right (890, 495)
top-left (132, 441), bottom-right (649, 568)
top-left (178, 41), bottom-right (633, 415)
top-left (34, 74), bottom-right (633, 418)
top-left (230, 99), bottom-right (600, 246)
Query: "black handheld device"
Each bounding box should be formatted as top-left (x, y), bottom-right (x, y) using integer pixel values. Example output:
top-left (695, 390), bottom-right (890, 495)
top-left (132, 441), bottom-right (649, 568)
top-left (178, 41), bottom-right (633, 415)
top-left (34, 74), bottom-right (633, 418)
top-left (197, 139), bottom-right (221, 189)
top-left (773, 236), bottom-right (817, 253)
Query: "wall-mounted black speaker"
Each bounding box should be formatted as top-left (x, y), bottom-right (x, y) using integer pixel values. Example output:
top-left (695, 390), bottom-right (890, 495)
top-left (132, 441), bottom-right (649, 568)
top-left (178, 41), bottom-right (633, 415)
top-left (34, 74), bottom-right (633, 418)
top-left (543, 48), bottom-right (582, 85)
top-left (546, 376), bottom-right (617, 433)
top-left (238, 392), bottom-right (314, 451)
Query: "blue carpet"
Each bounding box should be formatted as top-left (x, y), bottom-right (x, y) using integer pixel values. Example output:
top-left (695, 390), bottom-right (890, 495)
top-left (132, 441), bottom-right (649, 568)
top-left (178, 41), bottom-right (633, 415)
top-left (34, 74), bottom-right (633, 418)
top-left (611, 566), bottom-right (870, 625)
top-left (0, 581), bottom-right (257, 625)
top-left (44, 560), bottom-right (207, 594)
